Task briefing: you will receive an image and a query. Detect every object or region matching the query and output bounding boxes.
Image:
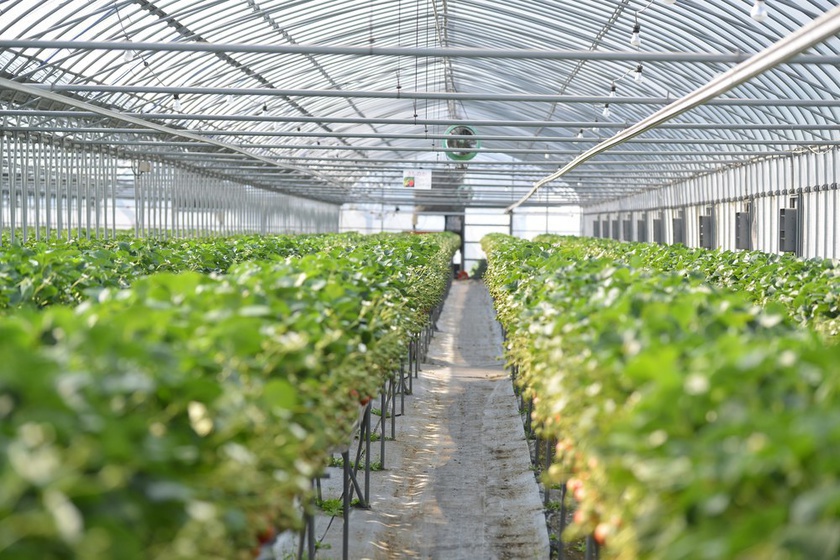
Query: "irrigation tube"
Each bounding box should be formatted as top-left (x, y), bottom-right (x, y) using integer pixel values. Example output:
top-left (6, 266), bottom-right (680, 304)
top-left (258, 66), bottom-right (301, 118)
top-left (506, 4), bottom-right (840, 213)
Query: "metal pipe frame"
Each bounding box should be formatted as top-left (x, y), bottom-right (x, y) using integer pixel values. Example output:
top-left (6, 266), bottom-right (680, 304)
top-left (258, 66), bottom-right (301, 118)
top-left (509, 4), bottom-right (840, 211)
top-left (0, 76), bottom-right (343, 201)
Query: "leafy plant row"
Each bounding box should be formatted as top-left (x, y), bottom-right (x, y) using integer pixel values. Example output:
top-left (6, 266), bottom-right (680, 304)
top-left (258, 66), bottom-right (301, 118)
top-left (482, 233), bottom-right (840, 560)
top-left (0, 232), bottom-right (459, 560)
top-left (535, 235), bottom-right (840, 339)
top-left (0, 233), bottom-right (362, 311)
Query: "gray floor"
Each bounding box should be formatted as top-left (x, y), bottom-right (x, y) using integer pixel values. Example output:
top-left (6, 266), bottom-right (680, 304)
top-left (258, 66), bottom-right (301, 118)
top-left (313, 280), bottom-right (549, 560)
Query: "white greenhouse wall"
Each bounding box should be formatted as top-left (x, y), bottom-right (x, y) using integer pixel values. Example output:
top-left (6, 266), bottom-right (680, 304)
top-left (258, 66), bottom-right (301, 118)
top-left (583, 147), bottom-right (840, 260)
top-left (340, 204), bottom-right (583, 275)
top-left (0, 135), bottom-right (340, 241)
top-left (339, 204), bottom-right (445, 234)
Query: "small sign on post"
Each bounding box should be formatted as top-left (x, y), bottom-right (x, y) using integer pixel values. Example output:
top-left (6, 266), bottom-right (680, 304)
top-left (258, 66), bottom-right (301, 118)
top-left (403, 169), bottom-right (432, 190)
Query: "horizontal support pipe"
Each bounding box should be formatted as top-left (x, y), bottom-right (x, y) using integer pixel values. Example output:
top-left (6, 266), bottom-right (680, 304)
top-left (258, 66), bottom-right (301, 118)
top-left (3, 39), bottom-right (840, 80)
top-left (77, 138), bottom-right (832, 152)
top-left (6, 127), bottom-right (840, 143)
top-left (136, 151), bottom-right (746, 166)
top-left (1, 39), bottom-right (838, 64)
top-left (349, 201), bottom-right (610, 208)
top-left (3, 110), bottom-right (839, 130)
top-left (285, 163), bottom-right (705, 172)
top-left (111, 141), bottom-right (796, 157)
top-left (27, 85), bottom-right (840, 107)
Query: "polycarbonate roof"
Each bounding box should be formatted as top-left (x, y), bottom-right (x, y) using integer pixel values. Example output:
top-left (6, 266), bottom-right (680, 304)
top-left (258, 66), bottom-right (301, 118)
top-left (1, 0), bottom-right (839, 207)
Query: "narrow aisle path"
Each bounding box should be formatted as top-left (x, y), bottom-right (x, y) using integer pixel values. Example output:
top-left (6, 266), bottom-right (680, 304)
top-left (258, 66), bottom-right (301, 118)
top-left (318, 279), bottom-right (549, 560)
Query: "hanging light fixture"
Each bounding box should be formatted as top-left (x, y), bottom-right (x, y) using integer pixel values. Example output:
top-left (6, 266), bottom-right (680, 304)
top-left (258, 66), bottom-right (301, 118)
top-left (751, 0), bottom-right (768, 22)
top-left (630, 23), bottom-right (641, 47)
top-left (173, 93), bottom-right (181, 112)
top-left (577, 128), bottom-right (584, 139)
top-left (662, 0), bottom-right (676, 5)
top-left (123, 40), bottom-right (134, 62)
top-left (634, 64), bottom-right (644, 83)
top-left (602, 103), bottom-right (611, 118)
top-left (609, 82), bottom-right (617, 98)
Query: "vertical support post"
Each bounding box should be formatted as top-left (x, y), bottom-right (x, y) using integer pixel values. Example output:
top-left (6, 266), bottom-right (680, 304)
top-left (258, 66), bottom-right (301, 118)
top-left (66, 143), bottom-right (73, 241)
top-left (364, 403), bottom-right (371, 506)
top-left (585, 535), bottom-right (599, 560)
top-left (341, 450), bottom-right (350, 560)
top-left (134, 160), bottom-right (141, 238)
top-left (390, 377), bottom-right (396, 439)
top-left (94, 147), bottom-right (102, 239)
top-left (400, 360), bottom-right (406, 412)
top-left (10, 133), bottom-right (17, 244)
top-left (22, 133), bottom-right (29, 243)
top-left (380, 388), bottom-right (386, 469)
top-left (306, 478), bottom-right (316, 560)
top-left (559, 483), bottom-right (568, 559)
top-left (34, 137), bottom-right (41, 241)
top-left (111, 151), bottom-right (117, 239)
top-left (0, 131), bottom-right (5, 244)
top-left (414, 335), bottom-right (420, 377)
top-left (526, 397), bottom-right (533, 437)
top-left (84, 146), bottom-right (91, 240)
top-left (307, 510), bottom-right (316, 560)
top-left (544, 438), bottom-right (552, 506)
top-left (408, 346), bottom-right (414, 395)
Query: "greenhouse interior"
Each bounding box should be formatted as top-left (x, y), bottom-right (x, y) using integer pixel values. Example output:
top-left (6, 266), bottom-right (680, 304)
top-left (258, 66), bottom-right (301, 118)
top-left (2, 1), bottom-right (840, 559)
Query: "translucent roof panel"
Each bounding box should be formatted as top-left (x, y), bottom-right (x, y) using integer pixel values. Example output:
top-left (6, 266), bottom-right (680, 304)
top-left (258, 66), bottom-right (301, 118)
top-left (1, 0), bottom-right (839, 206)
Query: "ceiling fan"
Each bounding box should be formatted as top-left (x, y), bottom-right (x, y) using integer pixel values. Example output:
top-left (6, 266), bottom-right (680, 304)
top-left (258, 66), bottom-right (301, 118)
top-left (443, 125), bottom-right (481, 161)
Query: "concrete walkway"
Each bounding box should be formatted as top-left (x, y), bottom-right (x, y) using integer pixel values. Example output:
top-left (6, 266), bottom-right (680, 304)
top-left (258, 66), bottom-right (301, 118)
top-left (314, 280), bottom-right (549, 560)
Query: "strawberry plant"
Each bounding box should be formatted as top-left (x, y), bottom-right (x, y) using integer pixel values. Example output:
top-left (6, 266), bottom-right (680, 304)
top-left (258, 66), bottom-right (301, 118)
top-left (0, 233), bottom-right (366, 311)
top-left (535, 235), bottom-right (840, 340)
top-left (0, 232), bottom-right (458, 559)
top-left (483, 234), bottom-right (840, 560)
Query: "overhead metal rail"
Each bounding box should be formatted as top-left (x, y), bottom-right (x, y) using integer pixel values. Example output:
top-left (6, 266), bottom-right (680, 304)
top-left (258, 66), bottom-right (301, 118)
top-left (3, 111), bottom-right (839, 131)
top-left (2, 40), bottom-right (839, 65)
top-left (26, 85), bottom-right (840, 108)
top-left (62, 139), bottom-right (808, 158)
top-left (39, 137), bottom-right (840, 151)
top-left (4, 127), bottom-right (838, 145)
top-left (155, 153), bottom-right (748, 166)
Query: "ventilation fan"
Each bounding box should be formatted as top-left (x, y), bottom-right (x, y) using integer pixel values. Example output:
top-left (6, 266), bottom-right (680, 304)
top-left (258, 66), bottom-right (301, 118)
top-left (443, 125), bottom-right (480, 161)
